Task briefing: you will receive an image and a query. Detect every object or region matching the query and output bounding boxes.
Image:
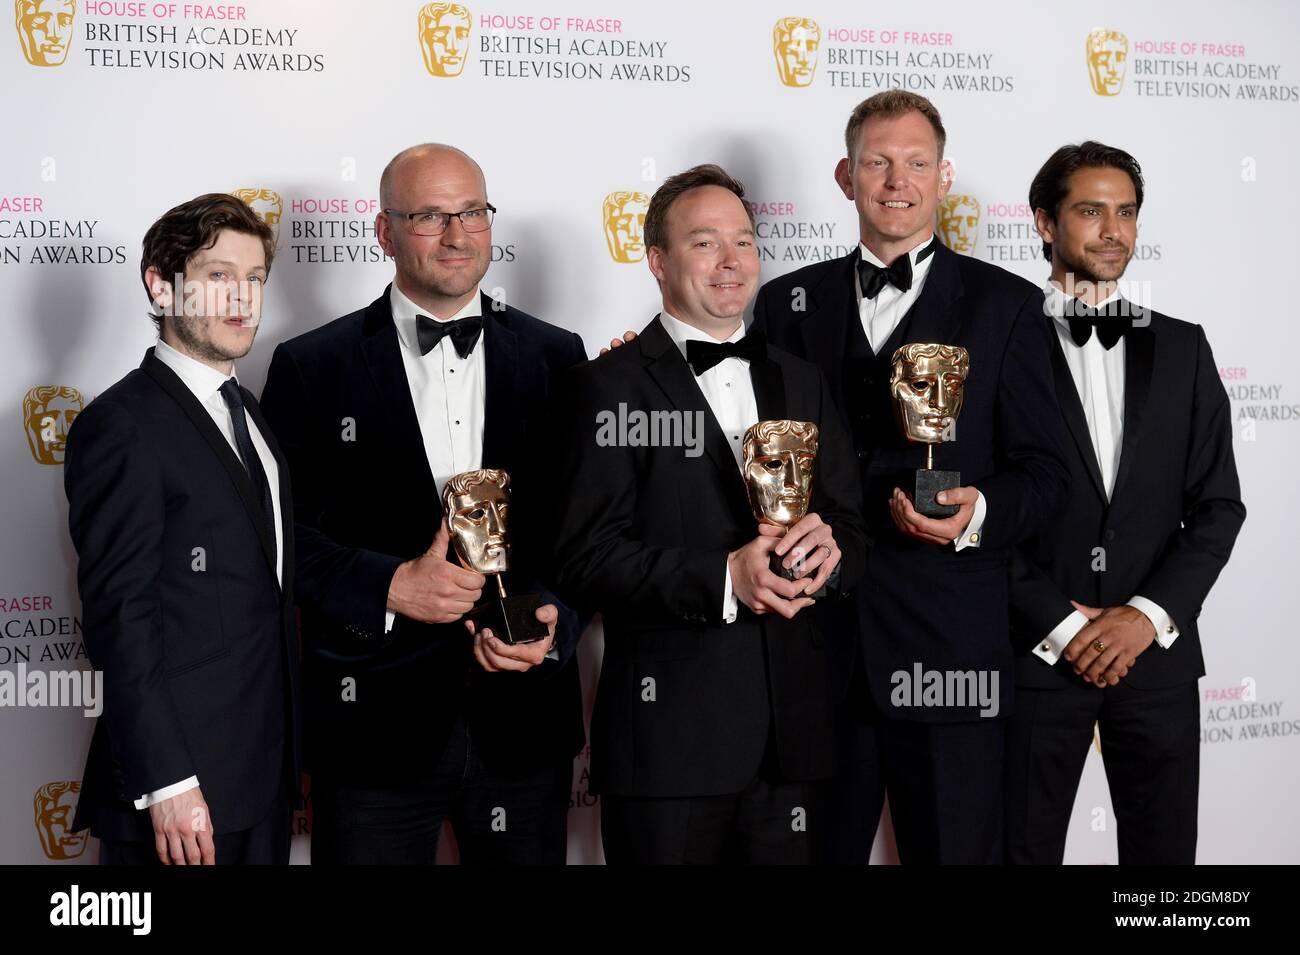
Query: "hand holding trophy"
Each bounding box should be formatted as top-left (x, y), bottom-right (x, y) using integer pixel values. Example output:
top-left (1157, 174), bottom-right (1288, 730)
top-left (889, 343), bottom-right (970, 518)
top-left (442, 468), bottom-right (548, 645)
top-left (742, 419), bottom-right (828, 599)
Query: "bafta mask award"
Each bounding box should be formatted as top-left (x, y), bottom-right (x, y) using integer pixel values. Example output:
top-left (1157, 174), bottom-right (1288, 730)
top-left (890, 342), bottom-right (970, 519)
top-left (742, 420), bottom-right (826, 599)
top-left (442, 468), bottom-right (547, 645)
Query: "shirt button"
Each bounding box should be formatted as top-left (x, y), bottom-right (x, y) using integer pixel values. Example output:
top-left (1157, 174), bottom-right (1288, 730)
top-left (455, 420), bottom-right (461, 425)
top-left (1104, 529), bottom-right (1116, 541)
top-left (1041, 642), bottom-right (1051, 652)
top-left (1167, 625), bottom-right (1175, 633)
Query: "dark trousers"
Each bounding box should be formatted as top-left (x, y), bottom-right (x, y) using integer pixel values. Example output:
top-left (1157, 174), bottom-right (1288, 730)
top-left (600, 728), bottom-right (824, 865)
top-left (98, 765), bottom-right (293, 866)
top-left (310, 716), bottom-right (571, 865)
top-left (826, 654), bottom-right (1006, 865)
top-left (1005, 680), bottom-right (1199, 865)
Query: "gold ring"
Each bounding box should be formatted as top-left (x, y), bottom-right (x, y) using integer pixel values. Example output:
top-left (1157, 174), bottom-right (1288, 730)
top-left (1092, 639), bottom-right (1107, 653)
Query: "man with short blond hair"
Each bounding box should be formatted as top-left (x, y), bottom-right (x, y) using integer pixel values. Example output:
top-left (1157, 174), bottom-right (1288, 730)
top-left (753, 90), bottom-right (1070, 864)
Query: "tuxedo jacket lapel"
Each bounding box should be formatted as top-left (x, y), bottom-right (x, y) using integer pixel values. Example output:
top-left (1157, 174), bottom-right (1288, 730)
top-left (359, 289), bottom-right (440, 518)
top-left (750, 348), bottom-right (787, 423)
top-left (900, 242), bottom-right (965, 347)
top-left (480, 294), bottom-right (521, 473)
top-left (142, 349), bottom-right (281, 589)
top-left (1048, 333), bottom-right (1108, 502)
top-left (798, 251), bottom-right (856, 408)
top-left (1112, 320), bottom-right (1154, 502)
top-left (638, 316), bottom-right (748, 505)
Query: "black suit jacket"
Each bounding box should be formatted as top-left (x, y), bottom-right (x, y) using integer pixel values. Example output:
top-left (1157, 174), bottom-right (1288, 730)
top-left (753, 244), bottom-right (1070, 721)
top-left (550, 316), bottom-right (868, 798)
top-left (1011, 307), bottom-right (1245, 689)
top-left (65, 349), bottom-right (299, 840)
top-left (259, 288), bottom-right (586, 786)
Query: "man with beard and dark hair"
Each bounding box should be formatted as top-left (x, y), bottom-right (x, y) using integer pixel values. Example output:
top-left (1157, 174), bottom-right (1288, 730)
top-left (1007, 142), bottom-right (1245, 864)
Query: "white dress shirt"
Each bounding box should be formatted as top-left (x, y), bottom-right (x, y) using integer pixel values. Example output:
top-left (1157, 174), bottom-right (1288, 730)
top-left (385, 286), bottom-right (561, 660)
top-left (390, 283), bottom-right (486, 495)
top-left (1033, 282), bottom-right (1179, 665)
top-left (384, 284), bottom-right (486, 634)
top-left (140, 339), bottom-right (285, 809)
top-left (659, 311), bottom-right (759, 625)
top-left (856, 236), bottom-right (985, 549)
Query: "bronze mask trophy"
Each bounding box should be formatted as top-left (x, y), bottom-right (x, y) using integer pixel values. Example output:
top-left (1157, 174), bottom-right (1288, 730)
top-left (442, 468), bottom-right (547, 645)
top-left (742, 419), bottom-right (826, 598)
top-left (889, 342), bottom-right (970, 518)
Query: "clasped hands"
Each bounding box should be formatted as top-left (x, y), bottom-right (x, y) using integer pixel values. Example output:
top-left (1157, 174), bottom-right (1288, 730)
top-left (729, 513), bottom-right (841, 618)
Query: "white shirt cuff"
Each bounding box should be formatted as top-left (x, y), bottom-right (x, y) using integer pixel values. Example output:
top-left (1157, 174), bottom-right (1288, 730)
top-left (953, 490), bottom-right (987, 550)
top-left (134, 775), bottom-right (200, 810)
top-left (723, 561), bottom-right (738, 624)
top-left (1033, 610), bottom-right (1088, 666)
top-left (1128, 595), bottom-right (1179, 648)
top-left (384, 609), bottom-right (396, 633)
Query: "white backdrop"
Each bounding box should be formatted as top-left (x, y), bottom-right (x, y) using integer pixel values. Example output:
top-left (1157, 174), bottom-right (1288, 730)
top-left (3, 0), bottom-right (1297, 865)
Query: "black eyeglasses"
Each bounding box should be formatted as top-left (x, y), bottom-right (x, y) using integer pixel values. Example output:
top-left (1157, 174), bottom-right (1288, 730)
top-left (383, 203), bottom-right (496, 236)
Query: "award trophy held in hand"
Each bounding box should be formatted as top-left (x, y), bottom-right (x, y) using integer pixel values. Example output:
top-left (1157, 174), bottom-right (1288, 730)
top-left (889, 342), bottom-right (970, 519)
top-left (741, 419), bottom-right (827, 598)
top-left (442, 468), bottom-right (548, 645)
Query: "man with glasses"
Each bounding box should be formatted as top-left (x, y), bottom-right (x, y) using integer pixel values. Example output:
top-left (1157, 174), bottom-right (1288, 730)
top-left (260, 143), bottom-right (587, 864)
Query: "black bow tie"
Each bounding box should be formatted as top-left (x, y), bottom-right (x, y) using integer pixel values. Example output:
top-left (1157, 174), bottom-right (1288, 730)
top-left (684, 332), bottom-right (766, 376)
top-left (857, 239), bottom-right (937, 299)
top-left (416, 315), bottom-right (483, 358)
top-left (1062, 298), bottom-right (1131, 350)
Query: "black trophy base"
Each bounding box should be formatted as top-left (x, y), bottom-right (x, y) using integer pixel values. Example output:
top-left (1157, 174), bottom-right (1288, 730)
top-left (913, 469), bottom-right (961, 519)
top-left (469, 593), bottom-right (548, 645)
top-left (769, 553), bottom-right (828, 600)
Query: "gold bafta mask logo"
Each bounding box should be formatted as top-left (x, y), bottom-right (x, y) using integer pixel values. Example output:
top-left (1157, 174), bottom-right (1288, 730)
top-left (937, 194), bottom-right (980, 255)
top-left (890, 343), bottom-right (970, 446)
top-left (232, 188), bottom-right (283, 237)
top-left (743, 420), bottom-right (819, 528)
top-left (419, 2), bottom-right (471, 77)
top-left (15, 0), bottom-right (74, 67)
top-left (442, 468), bottom-right (511, 575)
top-left (602, 191), bottom-right (650, 263)
top-left (773, 17), bottom-right (820, 87)
top-left (23, 384), bottom-right (84, 465)
top-left (1086, 29), bottom-right (1129, 96)
top-left (34, 781), bottom-right (88, 860)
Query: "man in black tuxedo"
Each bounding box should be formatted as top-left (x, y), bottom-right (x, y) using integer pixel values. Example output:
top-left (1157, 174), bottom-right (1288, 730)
top-left (552, 164), bottom-right (868, 864)
top-left (1007, 143), bottom-right (1245, 864)
top-left (751, 90), bottom-right (1070, 863)
top-left (65, 193), bottom-right (298, 864)
top-left (260, 144), bottom-right (585, 865)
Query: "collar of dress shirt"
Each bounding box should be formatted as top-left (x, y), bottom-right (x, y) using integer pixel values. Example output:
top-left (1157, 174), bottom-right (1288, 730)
top-left (857, 233), bottom-right (939, 287)
top-left (390, 282), bottom-right (483, 354)
top-left (658, 310), bottom-right (747, 362)
top-left (154, 337), bottom-right (236, 405)
top-left (1043, 280), bottom-right (1124, 328)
